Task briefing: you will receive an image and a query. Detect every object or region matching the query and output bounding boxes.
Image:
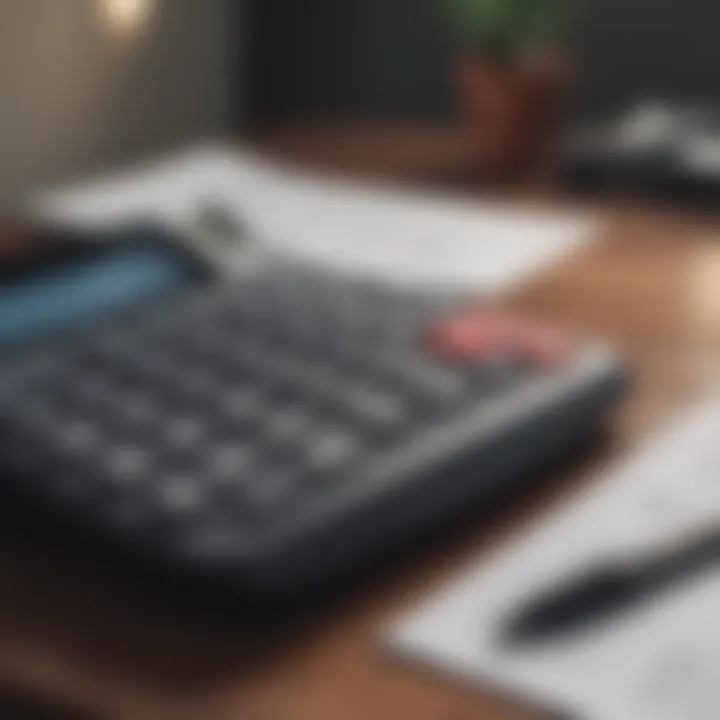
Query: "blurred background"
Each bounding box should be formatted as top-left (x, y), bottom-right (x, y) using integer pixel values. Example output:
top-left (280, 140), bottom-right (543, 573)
top-left (5, 0), bottom-right (720, 205)
top-left (247, 0), bottom-right (720, 126)
top-left (2, 3), bottom-right (720, 719)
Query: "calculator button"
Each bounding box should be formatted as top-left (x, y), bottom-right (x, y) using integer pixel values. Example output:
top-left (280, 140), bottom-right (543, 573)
top-left (429, 311), bottom-right (525, 361)
top-left (306, 430), bottom-right (361, 473)
top-left (78, 376), bottom-right (117, 406)
top-left (221, 388), bottom-right (264, 421)
top-left (57, 421), bottom-right (100, 455)
top-left (178, 370), bottom-right (218, 399)
top-left (208, 444), bottom-right (253, 483)
top-left (119, 394), bottom-right (159, 424)
top-left (104, 446), bottom-right (152, 485)
top-left (346, 388), bottom-right (407, 430)
top-left (243, 466), bottom-right (299, 512)
top-left (165, 416), bottom-right (207, 448)
top-left (430, 310), bottom-right (577, 370)
top-left (264, 408), bottom-right (313, 445)
top-left (159, 475), bottom-right (206, 516)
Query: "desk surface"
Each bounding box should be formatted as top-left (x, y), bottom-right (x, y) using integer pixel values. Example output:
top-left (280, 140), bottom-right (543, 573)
top-left (3, 128), bottom-right (720, 720)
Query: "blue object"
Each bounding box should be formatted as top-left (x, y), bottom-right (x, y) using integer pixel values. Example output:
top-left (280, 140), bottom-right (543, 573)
top-left (0, 246), bottom-right (192, 347)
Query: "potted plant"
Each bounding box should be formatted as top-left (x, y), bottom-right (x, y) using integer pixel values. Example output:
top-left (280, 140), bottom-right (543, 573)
top-left (444, 0), bottom-right (572, 182)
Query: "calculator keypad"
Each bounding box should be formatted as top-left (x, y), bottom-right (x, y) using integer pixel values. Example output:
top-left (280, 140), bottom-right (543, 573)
top-left (0, 271), bottom-right (539, 548)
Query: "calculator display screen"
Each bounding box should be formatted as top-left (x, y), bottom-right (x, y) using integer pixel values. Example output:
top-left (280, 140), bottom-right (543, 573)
top-left (0, 238), bottom-right (197, 348)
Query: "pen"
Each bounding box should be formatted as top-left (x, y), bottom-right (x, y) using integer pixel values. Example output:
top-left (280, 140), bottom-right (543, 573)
top-left (501, 527), bottom-right (720, 647)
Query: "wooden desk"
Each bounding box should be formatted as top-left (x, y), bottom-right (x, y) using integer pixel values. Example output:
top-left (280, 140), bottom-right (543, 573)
top-left (3, 129), bottom-right (720, 720)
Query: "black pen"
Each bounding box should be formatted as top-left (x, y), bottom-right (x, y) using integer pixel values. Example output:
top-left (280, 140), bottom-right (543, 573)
top-left (501, 527), bottom-right (720, 647)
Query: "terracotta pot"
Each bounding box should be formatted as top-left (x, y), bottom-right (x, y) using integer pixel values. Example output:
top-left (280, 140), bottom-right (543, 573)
top-left (455, 52), bottom-right (571, 183)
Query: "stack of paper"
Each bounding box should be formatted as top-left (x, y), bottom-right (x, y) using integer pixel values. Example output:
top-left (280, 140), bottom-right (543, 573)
top-left (36, 144), bottom-right (598, 295)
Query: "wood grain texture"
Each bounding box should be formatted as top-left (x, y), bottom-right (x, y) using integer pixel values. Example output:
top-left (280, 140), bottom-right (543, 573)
top-left (2, 127), bottom-right (720, 720)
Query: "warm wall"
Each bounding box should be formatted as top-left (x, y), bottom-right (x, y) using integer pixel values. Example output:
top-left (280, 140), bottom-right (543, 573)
top-left (0, 0), bottom-right (238, 209)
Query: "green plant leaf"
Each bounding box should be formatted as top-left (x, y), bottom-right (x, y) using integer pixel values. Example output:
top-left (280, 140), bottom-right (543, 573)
top-left (441, 0), bottom-right (570, 58)
top-left (523, 0), bottom-right (569, 45)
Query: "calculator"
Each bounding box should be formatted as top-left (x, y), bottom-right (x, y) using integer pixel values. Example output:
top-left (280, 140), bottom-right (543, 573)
top-left (0, 220), bottom-right (629, 593)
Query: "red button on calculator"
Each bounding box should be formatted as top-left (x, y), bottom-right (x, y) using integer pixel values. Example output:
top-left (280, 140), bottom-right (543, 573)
top-left (429, 310), bottom-right (576, 368)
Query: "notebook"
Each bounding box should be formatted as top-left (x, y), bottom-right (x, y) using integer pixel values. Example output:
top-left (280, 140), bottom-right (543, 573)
top-left (388, 401), bottom-right (720, 720)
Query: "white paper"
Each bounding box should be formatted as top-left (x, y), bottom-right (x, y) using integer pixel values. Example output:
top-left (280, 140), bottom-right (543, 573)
top-left (35, 143), bottom-right (598, 294)
top-left (389, 401), bottom-right (720, 720)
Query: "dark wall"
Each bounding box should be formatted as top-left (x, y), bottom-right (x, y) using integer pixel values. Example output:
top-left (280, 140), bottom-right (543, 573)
top-left (249, 0), bottom-right (720, 128)
top-left (574, 0), bottom-right (720, 118)
top-left (248, 0), bottom-right (454, 126)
